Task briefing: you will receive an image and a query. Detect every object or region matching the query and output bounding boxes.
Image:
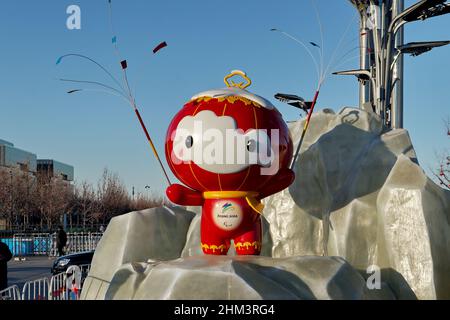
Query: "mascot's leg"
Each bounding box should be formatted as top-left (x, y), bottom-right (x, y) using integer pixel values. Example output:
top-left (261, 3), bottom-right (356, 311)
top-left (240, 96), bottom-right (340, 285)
top-left (200, 213), bottom-right (230, 255)
top-left (200, 237), bottom-right (230, 255)
top-left (233, 218), bottom-right (262, 255)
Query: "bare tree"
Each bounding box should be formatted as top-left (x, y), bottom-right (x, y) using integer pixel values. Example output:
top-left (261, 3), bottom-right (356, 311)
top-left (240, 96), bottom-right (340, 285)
top-left (96, 168), bottom-right (130, 223)
top-left (0, 165), bottom-right (163, 230)
top-left (0, 167), bottom-right (34, 229)
top-left (434, 118), bottom-right (450, 190)
top-left (131, 192), bottom-right (163, 211)
top-left (12, 169), bottom-right (35, 229)
top-left (72, 181), bottom-right (96, 228)
top-left (0, 168), bottom-right (13, 228)
top-left (33, 172), bottom-right (72, 230)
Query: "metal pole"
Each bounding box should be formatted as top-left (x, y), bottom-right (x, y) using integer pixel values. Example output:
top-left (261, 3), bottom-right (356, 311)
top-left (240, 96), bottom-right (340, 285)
top-left (350, 1), bottom-right (372, 111)
top-left (392, 0), bottom-right (404, 129)
top-left (369, 0), bottom-right (383, 118)
top-left (380, 0), bottom-right (389, 127)
top-left (359, 17), bottom-right (372, 110)
top-left (383, 0), bottom-right (405, 129)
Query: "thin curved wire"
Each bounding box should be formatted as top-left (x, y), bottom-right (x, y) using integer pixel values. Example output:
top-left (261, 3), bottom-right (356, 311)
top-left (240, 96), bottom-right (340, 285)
top-left (335, 46), bottom-right (360, 64)
top-left (322, 13), bottom-right (358, 83)
top-left (59, 78), bottom-right (129, 100)
top-left (311, 0), bottom-right (325, 85)
top-left (107, 1), bottom-right (136, 108)
top-left (332, 45), bottom-right (372, 70)
top-left (57, 54), bottom-right (127, 96)
top-left (67, 88), bottom-right (132, 105)
top-left (106, 0), bottom-right (172, 186)
top-left (330, 54), bottom-right (361, 71)
top-left (272, 29), bottom-right (322, 86)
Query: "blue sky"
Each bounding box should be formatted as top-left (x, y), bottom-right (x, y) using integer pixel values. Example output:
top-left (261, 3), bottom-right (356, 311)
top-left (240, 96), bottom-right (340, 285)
top-left (0, 0), bottom-right (449, 196)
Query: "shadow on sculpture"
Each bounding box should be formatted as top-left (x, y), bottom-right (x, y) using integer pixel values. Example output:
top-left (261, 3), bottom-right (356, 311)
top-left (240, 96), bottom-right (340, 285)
top-left (232, 261), bottom-right (315, 299)
top-left (286, 119), bottom-right (417, 257)
top-left (341, 110), bottom-right (360, 125)
top-left (289, 123), bottom-right (400, 220)
top-left (355, 267), bottom-right (417, 300)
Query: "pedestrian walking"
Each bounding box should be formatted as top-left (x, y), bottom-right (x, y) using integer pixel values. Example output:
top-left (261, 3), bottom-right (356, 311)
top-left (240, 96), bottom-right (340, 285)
top-left (56, 226), bottom-right (67, 257)
top-left (0, 240), bottom-right (12, 291)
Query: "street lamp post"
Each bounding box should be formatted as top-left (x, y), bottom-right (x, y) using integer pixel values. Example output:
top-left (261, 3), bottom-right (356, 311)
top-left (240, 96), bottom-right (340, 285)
top-left (145, 185), bottom-right (151, 199)
top-left (392, 0), bottom-right (405, 129)
top-left (347, 1), bottom-right (374, 111)
top-left (344, 0), bottom-right (450, 129)
top-left (383, 0), bottom-right (450, 128)
top-left (10, 170), bottom-right (13, 230)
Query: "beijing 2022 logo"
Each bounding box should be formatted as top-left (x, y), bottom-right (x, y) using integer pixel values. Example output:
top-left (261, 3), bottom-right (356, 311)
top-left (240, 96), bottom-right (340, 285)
top-left (212, 200), bottom-right (243, 231)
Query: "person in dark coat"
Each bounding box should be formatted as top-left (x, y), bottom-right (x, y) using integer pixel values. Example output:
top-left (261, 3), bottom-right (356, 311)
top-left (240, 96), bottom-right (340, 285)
top-left (56, 226), bottom-right (67, 257)
top-left (0, 240), bottom-right (13, 291)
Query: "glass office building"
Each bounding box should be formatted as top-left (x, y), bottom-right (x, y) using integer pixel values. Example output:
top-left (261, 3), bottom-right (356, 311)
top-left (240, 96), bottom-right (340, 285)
top-left (0, 139), bottom-right (74, 181)
top-left (37, 159), bottom-right (74, 182)
top-left (0, 139), bottom-right (37, 173)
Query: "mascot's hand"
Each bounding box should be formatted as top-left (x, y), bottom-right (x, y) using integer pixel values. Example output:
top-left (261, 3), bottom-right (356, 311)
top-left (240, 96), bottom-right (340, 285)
top-left (166, 184), bottom-right (204, 206)
top-left (258, 168), bottom-right (295, 200)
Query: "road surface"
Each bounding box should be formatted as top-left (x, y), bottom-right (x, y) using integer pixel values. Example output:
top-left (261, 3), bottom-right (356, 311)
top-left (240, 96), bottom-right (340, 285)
top-left (7, 256), bottom-right (55, 289)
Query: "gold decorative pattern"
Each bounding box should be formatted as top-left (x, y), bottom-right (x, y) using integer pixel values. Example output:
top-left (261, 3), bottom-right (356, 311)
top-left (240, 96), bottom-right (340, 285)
top-left (195, 96), bottom-right (262, 108)
top-left (223, 70), bottom-right (252, 90)
top-left (234, 241), bottom-right (261, 251)
top-left (203, 191), bottom-right (258, 199)
top-left (201, 243), bottom-right (228, 253)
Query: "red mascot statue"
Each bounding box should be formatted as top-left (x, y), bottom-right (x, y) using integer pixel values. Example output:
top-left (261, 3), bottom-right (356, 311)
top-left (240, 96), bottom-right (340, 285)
top-left (165, 70), bottom-right (295, 255)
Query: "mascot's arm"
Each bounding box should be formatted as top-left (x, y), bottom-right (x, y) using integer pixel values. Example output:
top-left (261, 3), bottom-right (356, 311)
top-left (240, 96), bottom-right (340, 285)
top-left (166, 184), bottom-right (204, 206)
top-left (258, 168), bottom-right (295, 200)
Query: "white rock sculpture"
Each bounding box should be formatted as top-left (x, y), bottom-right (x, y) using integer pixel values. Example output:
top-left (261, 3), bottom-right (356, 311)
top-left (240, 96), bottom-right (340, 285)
top-left (81, 107), bottom-right (450, 300)
top-left (264, 107), bottom-right (450, 299)
top-left (104, 256), bottom-right (381, 300)
top-left (80, 206), bottom-right (195, 299)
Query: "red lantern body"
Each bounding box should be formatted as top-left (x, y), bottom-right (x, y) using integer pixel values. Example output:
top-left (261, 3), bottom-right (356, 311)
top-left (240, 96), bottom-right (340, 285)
top-left (165, 82), bottom-right (295, 255)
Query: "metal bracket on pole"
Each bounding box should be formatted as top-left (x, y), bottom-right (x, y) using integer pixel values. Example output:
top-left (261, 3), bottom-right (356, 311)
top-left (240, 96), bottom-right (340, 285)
top-left (347, 0), bottom-right (450, 129)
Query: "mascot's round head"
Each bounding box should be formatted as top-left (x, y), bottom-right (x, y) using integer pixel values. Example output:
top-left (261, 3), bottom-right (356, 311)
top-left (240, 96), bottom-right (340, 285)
top-left (165, 71), bottom-right (293, 192)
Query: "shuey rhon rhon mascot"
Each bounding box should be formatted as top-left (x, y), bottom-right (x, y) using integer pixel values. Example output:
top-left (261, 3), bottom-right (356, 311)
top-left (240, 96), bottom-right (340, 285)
top-left (165, 70), bottom-right (295, 255)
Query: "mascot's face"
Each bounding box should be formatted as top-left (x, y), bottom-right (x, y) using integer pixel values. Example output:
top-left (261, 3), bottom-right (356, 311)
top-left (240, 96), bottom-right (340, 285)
top-left (165, 87), bottom-right (293, 192)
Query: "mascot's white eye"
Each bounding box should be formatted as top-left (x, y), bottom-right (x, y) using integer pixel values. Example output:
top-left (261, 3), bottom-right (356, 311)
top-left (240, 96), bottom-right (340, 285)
top-left (246, 139), bottom-right (257, 152)
top-left (185, 136), bottom-right (193, 148)
top-left (244, 129), bottom-right (273, 167)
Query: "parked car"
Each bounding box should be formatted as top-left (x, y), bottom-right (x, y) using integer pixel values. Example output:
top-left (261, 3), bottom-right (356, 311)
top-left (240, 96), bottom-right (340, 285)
top-left (51, 251), bottom-right (94, 275)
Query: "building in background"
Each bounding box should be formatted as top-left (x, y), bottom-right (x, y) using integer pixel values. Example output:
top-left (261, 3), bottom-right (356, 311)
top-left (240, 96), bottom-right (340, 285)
top-left (0, 139), bottom-right (74, 182)
top-left (0, 139), bottom-right (37, 173)
top-left (37, 159), bottom-right (74, 182)
top-left (0, 139), bottom-right (75, 231)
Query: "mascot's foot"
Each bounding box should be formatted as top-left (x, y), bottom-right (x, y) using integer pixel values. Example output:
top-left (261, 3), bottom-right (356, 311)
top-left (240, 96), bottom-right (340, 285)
top-left (201, 243), bottom-right (229, 255)
top-left (234, 241), bottom-right (261, 255)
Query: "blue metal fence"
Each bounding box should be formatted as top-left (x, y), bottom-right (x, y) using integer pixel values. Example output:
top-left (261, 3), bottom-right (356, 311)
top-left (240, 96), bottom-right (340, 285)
top-left (1, 235), bottom-right (50, 256)
top-left (1, 232), bottom-right (102, 257)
